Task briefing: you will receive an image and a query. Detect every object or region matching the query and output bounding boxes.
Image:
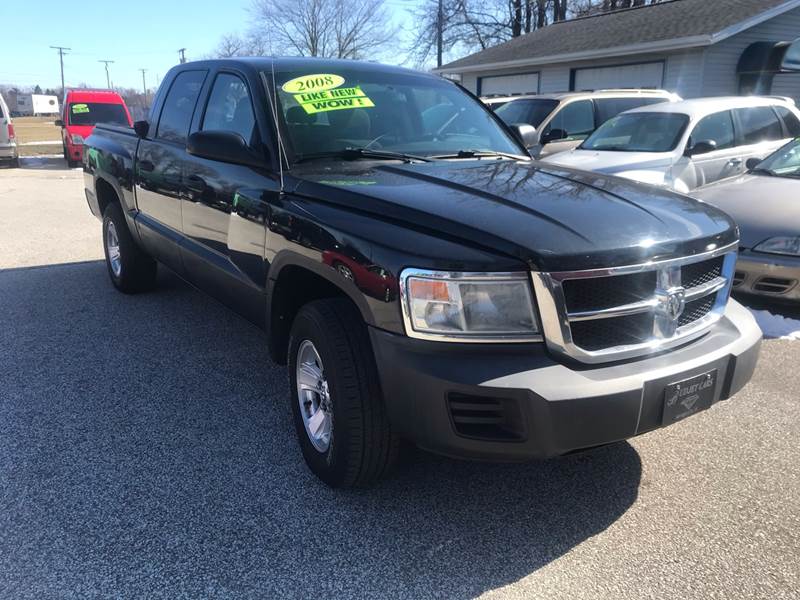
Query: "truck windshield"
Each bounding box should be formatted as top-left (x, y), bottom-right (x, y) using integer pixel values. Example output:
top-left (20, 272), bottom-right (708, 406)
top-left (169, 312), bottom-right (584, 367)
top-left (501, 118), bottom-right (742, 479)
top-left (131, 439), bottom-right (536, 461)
top-left (581, 112), bottom-right (689, 153)
top-left (68, 103), bottom-right (129, 126)
top-left (267, 69), bottom-right (524, 161)
top-left (495, 99), bottom-right (559, 128)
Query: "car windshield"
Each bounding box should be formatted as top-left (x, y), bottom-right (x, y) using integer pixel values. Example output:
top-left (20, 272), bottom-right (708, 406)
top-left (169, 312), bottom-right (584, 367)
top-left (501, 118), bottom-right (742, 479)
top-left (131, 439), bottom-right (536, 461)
top-left (495, 99), bottom-right (559, 128)
top-left (751, 138), bottom-right (800, 177)
top-left (68, 102), bottom-right (129, 126)
top-left (581, 112), bottom-right (689, 152)
top-left (268, 68), bottom-right (524, 161)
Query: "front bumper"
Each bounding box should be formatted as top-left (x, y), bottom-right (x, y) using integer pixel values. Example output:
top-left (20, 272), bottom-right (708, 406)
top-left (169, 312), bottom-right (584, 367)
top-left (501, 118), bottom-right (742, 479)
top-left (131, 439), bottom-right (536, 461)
top-left (370, 299), bottom-right (761, 461)
top-left (733, 250), bottom-right (800, 301)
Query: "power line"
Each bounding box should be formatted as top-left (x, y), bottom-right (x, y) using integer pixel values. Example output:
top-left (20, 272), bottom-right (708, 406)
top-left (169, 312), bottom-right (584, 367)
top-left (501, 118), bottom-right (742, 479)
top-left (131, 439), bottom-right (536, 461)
top-left (98, 60), bottom-right (114, 89)
top-left (50, 46), bottom-right (70, 92)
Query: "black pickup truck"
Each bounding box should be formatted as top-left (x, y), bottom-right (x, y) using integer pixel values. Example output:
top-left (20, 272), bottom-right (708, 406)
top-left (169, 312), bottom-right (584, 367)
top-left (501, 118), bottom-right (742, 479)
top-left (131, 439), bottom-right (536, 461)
top-left (84, 58), bottom-right (761, 487)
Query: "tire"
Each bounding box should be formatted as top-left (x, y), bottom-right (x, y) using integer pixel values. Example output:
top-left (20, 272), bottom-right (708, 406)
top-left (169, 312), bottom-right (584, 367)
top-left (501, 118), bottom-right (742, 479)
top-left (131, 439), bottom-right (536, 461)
top-left (288, 298), bottom-right (399, 487)
top-left (102, 202), bottom-right (157, 294)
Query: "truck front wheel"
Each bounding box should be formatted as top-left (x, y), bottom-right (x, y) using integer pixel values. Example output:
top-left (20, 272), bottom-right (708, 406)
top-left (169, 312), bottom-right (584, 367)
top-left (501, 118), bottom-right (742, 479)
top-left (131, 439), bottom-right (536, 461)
top-left (288, 298), bottom-right (399, 487)
top-left (102, 202), bottom-right (157, 293)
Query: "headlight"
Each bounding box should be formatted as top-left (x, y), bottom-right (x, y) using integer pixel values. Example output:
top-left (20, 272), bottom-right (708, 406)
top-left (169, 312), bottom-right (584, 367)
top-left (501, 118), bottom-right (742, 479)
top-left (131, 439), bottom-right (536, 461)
top-left (71, 134), bottom-right (84, 144)
top-left (753, 236), bottom-right (800, 256)
top-left (400, 270), bottom-right (539, 342)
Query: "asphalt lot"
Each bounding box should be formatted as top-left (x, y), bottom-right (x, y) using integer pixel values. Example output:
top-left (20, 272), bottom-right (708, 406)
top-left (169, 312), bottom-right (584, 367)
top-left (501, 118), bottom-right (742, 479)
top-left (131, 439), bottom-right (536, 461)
top-left (1, 158), bottom-right (799, 599)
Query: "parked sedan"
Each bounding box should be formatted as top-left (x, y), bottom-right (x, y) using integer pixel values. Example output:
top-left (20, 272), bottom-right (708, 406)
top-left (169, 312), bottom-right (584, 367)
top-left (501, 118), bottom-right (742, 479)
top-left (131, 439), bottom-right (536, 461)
top-left (541, 96), bottom-right (800, 192)
top-left (693, 138), bottom-right (800, 302)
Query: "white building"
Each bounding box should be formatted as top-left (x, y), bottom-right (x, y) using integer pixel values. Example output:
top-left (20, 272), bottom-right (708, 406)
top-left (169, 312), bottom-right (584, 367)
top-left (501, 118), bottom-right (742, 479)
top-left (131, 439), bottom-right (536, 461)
top-left (14, 94), bottom-right (60, 116)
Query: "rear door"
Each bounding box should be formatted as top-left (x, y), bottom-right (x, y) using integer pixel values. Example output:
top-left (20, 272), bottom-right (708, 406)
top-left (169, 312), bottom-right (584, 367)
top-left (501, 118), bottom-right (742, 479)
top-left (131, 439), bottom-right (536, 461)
top-left (135, 69), bottom-right (207, 274)
top-left (180, 69), bottom-right (278, 325)
top-left (733, 105), bottom-right (791, 168)
top-left (685, 110), bottom-right (740, 186)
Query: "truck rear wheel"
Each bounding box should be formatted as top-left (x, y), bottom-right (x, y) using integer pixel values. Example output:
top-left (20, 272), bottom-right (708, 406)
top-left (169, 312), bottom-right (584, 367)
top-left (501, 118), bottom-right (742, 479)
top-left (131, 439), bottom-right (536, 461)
top-left (102, 202), bottom-right (157, 294)
top-left (288, 298), bottom-right (399, 487)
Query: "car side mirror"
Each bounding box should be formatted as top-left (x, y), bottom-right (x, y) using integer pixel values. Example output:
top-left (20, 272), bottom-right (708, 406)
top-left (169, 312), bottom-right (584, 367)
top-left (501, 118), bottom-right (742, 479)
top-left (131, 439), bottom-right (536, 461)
top-left (685, 140), bottom-right (717, 157)
top-left (541, 128), bottom-right (568, 144)
top-left (133, 120), bottom-right (150, 138)
top-left (54, 119), bottom-right (63, 127)
top-left (746, 157), bottom-right (761, 171)
top-left (187, 130), bottom-right (265, 168)
top-left (508, 123), bottom-right (538, 149)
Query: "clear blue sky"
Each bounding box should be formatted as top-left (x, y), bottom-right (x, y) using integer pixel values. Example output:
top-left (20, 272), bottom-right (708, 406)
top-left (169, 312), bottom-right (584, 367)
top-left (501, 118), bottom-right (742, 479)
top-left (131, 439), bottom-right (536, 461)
top-left (3, 0), bottom-right (420, 91)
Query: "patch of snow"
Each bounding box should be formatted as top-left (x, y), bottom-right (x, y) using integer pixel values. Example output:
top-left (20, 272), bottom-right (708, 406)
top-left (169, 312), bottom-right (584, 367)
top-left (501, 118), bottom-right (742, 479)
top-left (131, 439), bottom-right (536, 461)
top-left (749, 309), bottom-right (800, 340)
top-left (20, 140), bottom-right (62, 146)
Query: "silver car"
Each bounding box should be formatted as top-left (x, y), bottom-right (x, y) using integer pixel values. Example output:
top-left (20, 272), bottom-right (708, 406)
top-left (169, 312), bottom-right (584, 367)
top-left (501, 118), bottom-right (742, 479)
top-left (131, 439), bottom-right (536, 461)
top-left (693, 138), bottom-right (800, 302)
top-left (0, 93), bottom-right (19, 167)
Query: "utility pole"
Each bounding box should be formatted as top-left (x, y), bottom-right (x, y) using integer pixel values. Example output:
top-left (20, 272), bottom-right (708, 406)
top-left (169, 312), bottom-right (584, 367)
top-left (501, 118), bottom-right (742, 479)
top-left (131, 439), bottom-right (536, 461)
top-left (436, 0), bottom-right (443, 68)
top-left (98, 60), bottom-right (114, 89)
top-left (139, 69), bottom-right (148, 98)
top-left (50, 46), bottom-right (70, 94)
top-left (178, 48), bottom-right (187, 64)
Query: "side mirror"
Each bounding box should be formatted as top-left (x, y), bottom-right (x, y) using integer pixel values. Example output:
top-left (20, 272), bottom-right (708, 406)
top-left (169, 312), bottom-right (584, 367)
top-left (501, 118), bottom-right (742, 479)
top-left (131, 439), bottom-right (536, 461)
top-left (508, 123), bottom-right (538, 149)
top-left (187, 130), bottom-right (265, 168)
top-left (133, 120), bottom-right (150, 138)
top-left (746, 157), bottom-right (761, 171)
top-left (685, 139), bottom-right (717, 157)
top-left (54, 119), bottom-right (64, 127)
top-left (541, 128), bottom-right (568, 144)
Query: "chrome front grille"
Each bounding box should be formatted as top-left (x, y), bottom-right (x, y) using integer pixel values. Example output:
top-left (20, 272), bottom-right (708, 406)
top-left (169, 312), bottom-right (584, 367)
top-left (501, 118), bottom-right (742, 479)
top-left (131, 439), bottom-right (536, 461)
top-left (531, 243), bottom-right (738, 363)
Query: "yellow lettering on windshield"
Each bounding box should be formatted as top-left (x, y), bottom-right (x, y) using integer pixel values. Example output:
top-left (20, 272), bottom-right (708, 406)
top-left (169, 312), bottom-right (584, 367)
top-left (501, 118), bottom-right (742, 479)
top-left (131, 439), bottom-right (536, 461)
top-left (72, 103), bottom-right (90, 114)
top-left (282, 74), bottom-right (345, 94)
top-left (293, 86), bottom-right (375, 114)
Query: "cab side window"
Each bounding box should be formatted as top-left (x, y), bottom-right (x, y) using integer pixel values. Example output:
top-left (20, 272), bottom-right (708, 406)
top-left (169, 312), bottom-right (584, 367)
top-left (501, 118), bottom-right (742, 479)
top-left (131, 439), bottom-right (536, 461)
top-left (735, 106), bottom-right (784, 145)
top-left (689, 111), bottom-right (734, 151)
top-left (202, 73), bottom-right (257, 146)
top-left (156, 70), bottom-right (207, 144)
top-left (543, 100), bottom-right (594, 141)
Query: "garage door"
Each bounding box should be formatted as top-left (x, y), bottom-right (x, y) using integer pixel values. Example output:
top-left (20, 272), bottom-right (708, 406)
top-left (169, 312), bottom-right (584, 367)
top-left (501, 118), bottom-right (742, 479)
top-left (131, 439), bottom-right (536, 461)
top-left (479, 73), bottom-right (540, 96)
top-left (573, 62), bottom-right (664, 91)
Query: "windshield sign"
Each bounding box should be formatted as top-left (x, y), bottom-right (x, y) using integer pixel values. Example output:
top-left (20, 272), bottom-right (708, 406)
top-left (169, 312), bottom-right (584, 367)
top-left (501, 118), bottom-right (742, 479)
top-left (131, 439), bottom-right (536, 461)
top-left (581, 112), bottom-right (689, 153)
top-left (269, 68), bottom-right (524, 161)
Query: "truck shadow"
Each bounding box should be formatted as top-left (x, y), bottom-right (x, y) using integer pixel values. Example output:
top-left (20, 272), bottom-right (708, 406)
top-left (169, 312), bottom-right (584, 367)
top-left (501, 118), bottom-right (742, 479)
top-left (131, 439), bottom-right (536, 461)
top-left (0, 260), bottom-right (641, 599)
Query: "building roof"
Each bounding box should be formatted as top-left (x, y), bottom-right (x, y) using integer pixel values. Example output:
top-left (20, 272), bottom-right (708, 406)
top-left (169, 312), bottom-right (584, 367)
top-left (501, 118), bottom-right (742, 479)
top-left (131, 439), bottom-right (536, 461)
top-left (439, 0), bottom-right (800, 73)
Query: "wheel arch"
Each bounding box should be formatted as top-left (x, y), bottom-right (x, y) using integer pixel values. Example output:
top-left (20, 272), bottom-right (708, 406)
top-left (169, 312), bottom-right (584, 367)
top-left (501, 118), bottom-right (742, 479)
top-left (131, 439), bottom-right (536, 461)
top-left (266, 251), bottom-right (377, 365)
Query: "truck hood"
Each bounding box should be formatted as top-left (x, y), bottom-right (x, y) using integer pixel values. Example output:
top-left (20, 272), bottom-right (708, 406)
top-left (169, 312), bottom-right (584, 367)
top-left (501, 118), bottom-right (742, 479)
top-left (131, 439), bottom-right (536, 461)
top-left (692, 173), bottom-right (800, 249)
top-left (541, 149), bottom-right (674, 175)
top-left (291, 159), bottom-right (736, 271)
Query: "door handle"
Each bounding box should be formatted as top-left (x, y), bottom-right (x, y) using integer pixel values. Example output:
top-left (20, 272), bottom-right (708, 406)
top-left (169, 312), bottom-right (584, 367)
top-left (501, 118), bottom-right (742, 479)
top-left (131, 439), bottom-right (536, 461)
top-left (138, 160), bottom-right (155, 172)
top-left (727, 158), bottom-right (742, 166)
top-left (185, 175), bottom-right (207, 194)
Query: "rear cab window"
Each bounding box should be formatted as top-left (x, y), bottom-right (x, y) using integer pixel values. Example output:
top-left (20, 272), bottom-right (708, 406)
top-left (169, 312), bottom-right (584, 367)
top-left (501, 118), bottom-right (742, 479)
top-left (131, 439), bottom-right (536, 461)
top-left (594, 97), bottom-right (667, 125)
top-left (156, 70), bottom-right (208, 144)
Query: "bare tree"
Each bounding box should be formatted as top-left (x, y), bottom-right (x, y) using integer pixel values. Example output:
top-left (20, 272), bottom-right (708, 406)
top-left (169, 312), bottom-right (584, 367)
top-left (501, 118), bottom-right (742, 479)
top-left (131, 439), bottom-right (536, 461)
top-left (248, 0), bottom-right (396, 59)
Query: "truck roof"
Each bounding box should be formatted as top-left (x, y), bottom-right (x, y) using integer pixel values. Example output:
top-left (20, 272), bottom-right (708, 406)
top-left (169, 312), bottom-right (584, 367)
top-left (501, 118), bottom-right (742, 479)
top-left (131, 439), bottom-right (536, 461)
top-left (65, 89), bottom-right (126, 104)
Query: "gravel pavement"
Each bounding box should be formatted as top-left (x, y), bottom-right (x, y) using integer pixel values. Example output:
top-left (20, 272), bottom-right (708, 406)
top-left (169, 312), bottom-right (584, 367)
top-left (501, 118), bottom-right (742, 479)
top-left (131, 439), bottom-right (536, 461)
top-left (1, 158), bottom-right (798, 599)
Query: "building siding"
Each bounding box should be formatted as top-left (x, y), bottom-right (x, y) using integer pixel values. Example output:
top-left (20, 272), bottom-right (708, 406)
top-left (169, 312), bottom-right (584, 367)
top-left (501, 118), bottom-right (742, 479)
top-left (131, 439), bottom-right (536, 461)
top-left (703, 5), bottom-right (800, 100)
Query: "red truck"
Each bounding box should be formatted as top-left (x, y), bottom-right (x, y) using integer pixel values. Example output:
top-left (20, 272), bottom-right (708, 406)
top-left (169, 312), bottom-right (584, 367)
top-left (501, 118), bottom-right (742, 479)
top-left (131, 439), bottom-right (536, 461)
top-left (57, 89), bottom-right (132, 167)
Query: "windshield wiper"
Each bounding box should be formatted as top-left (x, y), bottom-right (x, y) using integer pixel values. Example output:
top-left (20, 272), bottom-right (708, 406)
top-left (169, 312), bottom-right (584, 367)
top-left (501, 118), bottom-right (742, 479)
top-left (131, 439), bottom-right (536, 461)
top-left (296, 148), bottom-right (433, 163)
top-left (430, 149), bottom-right (527, 160)
top-left (749, 167), bottom-right (776, 177)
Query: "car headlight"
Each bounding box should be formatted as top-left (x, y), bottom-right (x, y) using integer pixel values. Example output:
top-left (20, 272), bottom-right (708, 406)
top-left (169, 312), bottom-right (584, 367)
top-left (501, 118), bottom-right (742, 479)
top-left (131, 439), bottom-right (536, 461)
top-left (71, 134), bottom-right (84, 144)
top-left (753, 236), bottom-right (800, 256)
top-left (400, 270), bottom-right (539, 342)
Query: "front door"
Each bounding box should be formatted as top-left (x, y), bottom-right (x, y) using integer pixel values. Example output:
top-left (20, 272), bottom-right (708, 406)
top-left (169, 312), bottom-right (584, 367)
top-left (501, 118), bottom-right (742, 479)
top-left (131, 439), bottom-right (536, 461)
top-left (180, 71), bottom-right (278, 326)
top-left (538, 100), bottom-right (595, 157)
top-left (685, 110), bottom-right (742, 187)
